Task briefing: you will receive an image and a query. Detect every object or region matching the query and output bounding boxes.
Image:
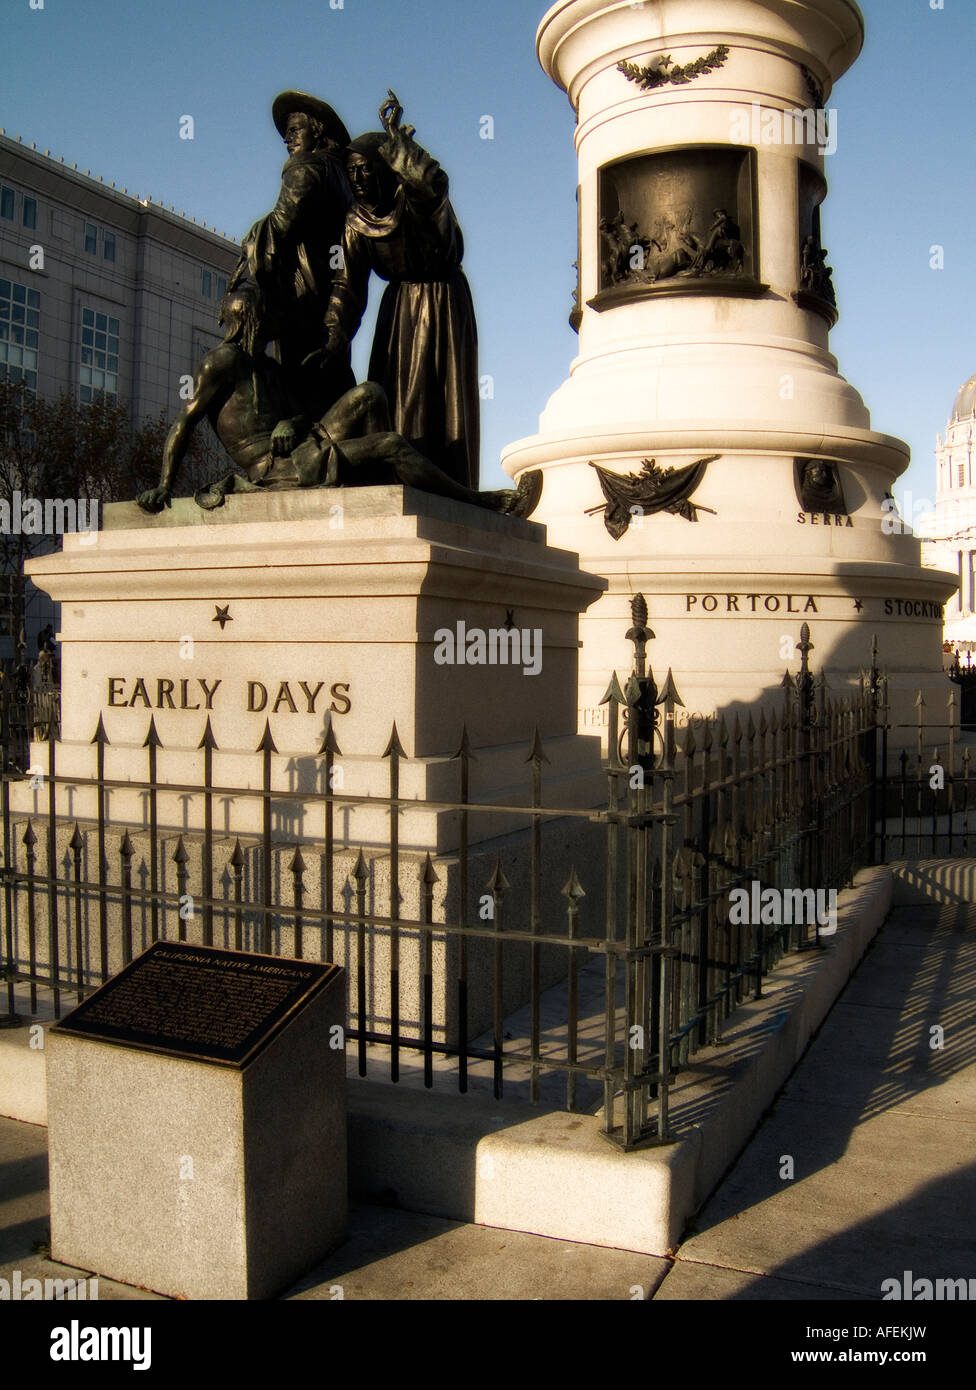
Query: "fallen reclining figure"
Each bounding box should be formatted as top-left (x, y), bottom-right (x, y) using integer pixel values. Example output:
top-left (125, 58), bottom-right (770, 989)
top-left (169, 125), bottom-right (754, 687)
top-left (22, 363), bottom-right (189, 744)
top-left (137, 286), bottom-right (540, 518)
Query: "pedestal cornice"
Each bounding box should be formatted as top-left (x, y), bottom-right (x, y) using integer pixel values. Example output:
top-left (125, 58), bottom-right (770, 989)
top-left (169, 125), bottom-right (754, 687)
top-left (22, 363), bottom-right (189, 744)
top-left (538, 0), bottom-right (865, 107)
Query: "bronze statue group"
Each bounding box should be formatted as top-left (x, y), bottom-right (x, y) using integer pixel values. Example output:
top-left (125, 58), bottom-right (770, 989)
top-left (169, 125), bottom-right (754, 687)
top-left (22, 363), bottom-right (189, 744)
top-left (138, 90), bottom-right (539, 519)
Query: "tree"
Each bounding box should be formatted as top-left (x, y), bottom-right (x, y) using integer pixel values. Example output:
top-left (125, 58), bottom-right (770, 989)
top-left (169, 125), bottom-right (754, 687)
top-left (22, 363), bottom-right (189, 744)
top-left (0, 380), bottom-right (224, 646)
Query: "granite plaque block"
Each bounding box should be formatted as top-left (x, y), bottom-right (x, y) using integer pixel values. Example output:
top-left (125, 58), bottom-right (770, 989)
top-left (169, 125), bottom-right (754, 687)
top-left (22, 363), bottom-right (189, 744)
top-left (47, 945), bottom-right (347, 1300)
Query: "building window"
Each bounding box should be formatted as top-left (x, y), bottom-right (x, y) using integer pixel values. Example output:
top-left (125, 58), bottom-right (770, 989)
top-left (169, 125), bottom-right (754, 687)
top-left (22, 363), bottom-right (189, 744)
top-left (0, 278), bottom-right (41, 393)
top-left (958, 462), bottom-right (967, 489)
top-left (23, 197), bottom-right (37, 231)
top-left (201, 270), bottom-right (212, 297)
top-left (216, 276), bottom-right (227, 302)
top-left (84, 223), bottom-right (98, 255)
top-left (194, 335), bottom-right (220, 369)
top-left (79, 306), bottom-right (120, 404)
top-left (103, 231), bottom-right (116, 262)
top-left (0, 187), bottom-right (14, 221)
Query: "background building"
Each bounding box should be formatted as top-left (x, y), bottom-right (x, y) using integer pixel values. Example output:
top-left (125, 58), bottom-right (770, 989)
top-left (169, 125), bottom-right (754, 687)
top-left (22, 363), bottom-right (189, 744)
top-left (0, 129), bottom-right (238, 419)
top-left (919, 373), bottom-right (976, 652)
top-left (0, 130), bottom-right (239, 658)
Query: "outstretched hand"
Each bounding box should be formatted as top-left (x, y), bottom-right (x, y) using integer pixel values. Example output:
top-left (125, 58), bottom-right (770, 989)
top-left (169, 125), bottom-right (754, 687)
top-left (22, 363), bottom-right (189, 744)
top-left (379, 89), bottom-right (415, 141)
top-left (137, 486), bottom-right (172, 514)
top-left (302, 327), bottom-right (348, 372)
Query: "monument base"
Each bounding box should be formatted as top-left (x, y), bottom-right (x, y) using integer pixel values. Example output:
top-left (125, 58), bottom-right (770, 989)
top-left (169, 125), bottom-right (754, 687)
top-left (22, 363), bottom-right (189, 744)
top-left (17, 485), bottom-right (608, 838)
top-left (503, 434), bottom-right (959, 745)
top-left (10, 486), bottom-right (609, 1051)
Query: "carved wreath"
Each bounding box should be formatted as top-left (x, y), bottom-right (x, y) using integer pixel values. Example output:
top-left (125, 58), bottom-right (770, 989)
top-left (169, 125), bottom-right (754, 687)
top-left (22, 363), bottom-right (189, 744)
top-left (618, 45), bottom-right (730, 91)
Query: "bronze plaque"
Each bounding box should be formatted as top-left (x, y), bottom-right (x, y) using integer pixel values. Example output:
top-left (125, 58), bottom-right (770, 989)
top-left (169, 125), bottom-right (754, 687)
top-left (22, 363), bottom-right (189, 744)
top-left (51, 941), bottom-right (340, 1068)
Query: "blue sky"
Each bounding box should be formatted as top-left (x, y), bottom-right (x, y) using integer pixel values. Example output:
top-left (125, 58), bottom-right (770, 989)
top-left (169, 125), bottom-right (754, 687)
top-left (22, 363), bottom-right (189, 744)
top-left (3, 0), bottom-right (974, 493)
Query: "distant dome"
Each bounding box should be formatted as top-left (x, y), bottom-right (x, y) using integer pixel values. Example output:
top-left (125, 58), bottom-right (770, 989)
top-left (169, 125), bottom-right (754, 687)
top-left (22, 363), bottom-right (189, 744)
top-left (951, 374), bottom-right (976, 423)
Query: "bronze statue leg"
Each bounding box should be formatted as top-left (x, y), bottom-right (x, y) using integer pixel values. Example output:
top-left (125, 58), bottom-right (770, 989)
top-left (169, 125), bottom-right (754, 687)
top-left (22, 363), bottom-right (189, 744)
top-left (337, 433), bottom-right (504, 508)
top-left (316, 382), bottom-right (391, 442)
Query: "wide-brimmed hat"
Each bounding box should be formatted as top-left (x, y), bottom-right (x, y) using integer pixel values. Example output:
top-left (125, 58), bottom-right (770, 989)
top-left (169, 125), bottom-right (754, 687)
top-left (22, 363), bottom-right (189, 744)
top-left (272, 91), bottom-right (350, 148)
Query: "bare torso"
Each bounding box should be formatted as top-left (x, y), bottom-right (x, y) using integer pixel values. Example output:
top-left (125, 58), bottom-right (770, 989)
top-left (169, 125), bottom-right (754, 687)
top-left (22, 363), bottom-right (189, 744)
top-left (207, 346), bottom-right (300, 480)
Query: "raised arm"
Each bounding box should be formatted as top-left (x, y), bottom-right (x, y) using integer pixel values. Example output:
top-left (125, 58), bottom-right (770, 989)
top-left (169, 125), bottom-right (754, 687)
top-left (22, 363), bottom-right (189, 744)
top-left (378, 90), bottom-right (448, 203)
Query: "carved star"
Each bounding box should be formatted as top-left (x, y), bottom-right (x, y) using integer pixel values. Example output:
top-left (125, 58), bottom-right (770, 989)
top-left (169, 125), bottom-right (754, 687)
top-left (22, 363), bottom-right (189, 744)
top-left (854, 600), bottom-right (864, 613)
top-left (213, 605), bottom-right (233, 630)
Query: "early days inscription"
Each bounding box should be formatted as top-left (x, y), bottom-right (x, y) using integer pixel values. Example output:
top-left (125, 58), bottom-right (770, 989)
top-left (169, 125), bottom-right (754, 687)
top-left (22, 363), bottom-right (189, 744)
top-left (106, 677), bottom-right (352, 717)
top-left (52, 941), bottom-right (339, 1067)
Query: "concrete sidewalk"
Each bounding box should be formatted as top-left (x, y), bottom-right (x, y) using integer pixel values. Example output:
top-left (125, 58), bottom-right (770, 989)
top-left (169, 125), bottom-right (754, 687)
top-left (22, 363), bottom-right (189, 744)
top-left (0, 1117), bottom-right (669, 1301)
top-left (654, 901), bottom-right (976, 1299)
top-left (1, 899), bottom-right (973, 1300)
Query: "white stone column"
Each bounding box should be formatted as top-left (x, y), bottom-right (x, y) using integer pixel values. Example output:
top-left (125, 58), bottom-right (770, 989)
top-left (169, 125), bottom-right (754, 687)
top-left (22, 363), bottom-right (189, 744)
top-left (504, 0), bottom-right (958, 739)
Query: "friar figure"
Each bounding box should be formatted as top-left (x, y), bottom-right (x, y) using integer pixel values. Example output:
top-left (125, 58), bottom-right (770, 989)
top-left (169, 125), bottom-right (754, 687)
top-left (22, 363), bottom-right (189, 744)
top-left (317, 91), bottom-right (480, 490)
top-left (228, 91), bottom-right (354, 419)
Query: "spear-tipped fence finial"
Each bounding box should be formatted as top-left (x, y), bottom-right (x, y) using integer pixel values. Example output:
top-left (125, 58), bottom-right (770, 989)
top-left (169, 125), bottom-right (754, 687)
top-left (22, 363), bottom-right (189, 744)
top-left (525, 727), bottom-right (549, 765)
top-left (600, 671), bottom-right (626, 709)
top-left (561, 867), bottom-right (586, 905)
top-left (452, 725), bottom-right (475, 761)
top-left (383, 722), bottom-right (407, 760)
top-left (486, 857), bottom-right (510, 897)
top-left (353, 849), bottom-right (369, 887)
top-left (317, 718), bottom-right (342, 758)
top-left (198, 716), bottom-right (219, 752)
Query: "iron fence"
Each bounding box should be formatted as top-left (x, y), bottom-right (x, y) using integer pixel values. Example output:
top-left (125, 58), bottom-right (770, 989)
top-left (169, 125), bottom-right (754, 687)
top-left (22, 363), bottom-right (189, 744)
top-left (948, 661), bottom-right (976, 728)
top-left (877, 680), bottom-right (975, 861)
top-left (0, 600), bottom-right (968, 1147)
top-left (0, 669), bottom-right (60, 773)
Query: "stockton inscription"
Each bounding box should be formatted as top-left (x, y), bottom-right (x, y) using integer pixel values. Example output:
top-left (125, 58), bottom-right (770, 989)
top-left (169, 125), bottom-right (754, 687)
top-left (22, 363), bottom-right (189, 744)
top-left (52, 941), bottom-right (340, 1067)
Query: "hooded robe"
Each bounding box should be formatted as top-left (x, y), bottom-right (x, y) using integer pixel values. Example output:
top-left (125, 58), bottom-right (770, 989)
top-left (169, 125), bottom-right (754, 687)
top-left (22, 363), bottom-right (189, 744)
top-left (326, 131), bottom-right (479, 490)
